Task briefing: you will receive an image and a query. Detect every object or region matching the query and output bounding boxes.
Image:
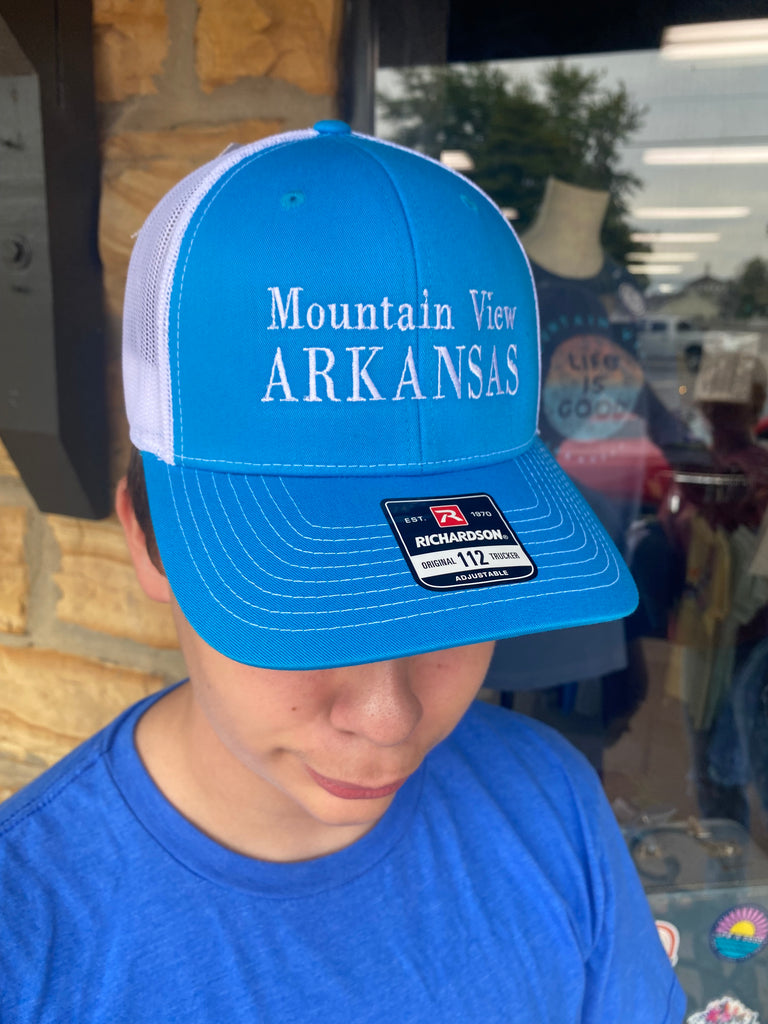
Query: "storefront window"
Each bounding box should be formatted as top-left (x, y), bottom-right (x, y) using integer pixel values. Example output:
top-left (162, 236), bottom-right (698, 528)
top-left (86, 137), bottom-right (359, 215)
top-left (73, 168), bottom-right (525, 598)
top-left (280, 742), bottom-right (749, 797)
top-left (377, 31), bottom-right (768, 1013)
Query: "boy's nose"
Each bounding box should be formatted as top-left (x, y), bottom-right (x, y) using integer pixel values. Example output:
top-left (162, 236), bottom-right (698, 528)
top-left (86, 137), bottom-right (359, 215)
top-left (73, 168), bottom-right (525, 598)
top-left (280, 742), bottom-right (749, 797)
top-left (328, 659), bottom-right (423, 747)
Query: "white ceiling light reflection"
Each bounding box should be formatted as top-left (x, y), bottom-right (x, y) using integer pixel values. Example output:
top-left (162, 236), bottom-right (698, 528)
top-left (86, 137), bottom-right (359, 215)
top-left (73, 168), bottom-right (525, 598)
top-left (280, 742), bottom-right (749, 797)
top-left (627, 264), bottom-right (683, 274)
top-left (644, 146), bottom-right (768, 165)
top-left (626, 251), bottom-right (698, 262)
top-left (661, 19), bottom-right (768, 60)
top-left (631, 232), bottom-right (721, 243)
top-left (439, 150), bottom-right (475, 171)
top-left (632, 207), bottom-right (750, 219)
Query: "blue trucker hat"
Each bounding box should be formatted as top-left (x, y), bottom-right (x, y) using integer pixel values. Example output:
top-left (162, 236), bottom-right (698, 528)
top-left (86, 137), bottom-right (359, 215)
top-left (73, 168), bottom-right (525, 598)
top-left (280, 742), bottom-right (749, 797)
top-left (122, 121), bottom-right (637, 670)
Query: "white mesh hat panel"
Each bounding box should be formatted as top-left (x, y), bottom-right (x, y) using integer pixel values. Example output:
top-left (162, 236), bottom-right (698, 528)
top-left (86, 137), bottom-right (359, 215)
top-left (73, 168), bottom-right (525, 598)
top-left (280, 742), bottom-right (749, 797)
top-left (122, 129), bottom-right (316, 464)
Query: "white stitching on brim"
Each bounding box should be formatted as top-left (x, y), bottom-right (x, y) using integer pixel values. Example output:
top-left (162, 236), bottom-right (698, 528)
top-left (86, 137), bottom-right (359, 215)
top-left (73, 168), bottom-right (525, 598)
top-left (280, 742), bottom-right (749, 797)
top-left (162, 445), bottom-right (625, 633)
top-left (205, 473), bottom-right (410, 589)
top-left (274, 473), bottom-right (543, 531)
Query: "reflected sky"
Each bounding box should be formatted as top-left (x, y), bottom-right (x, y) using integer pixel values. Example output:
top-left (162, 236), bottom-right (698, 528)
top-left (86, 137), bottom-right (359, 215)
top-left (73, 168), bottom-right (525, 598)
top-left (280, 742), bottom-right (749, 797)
top-left (377, 50), bottom-right (768, 290)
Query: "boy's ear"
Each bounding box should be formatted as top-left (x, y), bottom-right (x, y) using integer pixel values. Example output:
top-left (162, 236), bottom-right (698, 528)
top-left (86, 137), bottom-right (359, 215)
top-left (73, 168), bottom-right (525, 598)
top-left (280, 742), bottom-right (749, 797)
top-left (115, 477), bottom-right (171, 604)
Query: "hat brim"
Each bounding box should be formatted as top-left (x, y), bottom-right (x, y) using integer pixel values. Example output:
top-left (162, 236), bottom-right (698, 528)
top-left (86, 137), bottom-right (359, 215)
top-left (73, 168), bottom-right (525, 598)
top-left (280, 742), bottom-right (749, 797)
top-left (143, 438), bottom-right (638, 670)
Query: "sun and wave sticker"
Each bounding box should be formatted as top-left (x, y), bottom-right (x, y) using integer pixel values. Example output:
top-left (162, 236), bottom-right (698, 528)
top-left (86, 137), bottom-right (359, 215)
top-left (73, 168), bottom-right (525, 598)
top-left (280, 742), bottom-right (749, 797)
top-left (655, 920), bottom-right (680, 967)
top-left (687, 997), bottom-right (760, 1024)
top-left (709, 905), bottom-right (768, 962)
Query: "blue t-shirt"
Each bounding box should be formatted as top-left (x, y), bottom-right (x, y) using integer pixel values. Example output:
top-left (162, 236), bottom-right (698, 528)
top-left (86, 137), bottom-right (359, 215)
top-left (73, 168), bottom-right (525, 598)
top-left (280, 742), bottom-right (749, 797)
top-left (0, 690), bottom-right (684, 1023)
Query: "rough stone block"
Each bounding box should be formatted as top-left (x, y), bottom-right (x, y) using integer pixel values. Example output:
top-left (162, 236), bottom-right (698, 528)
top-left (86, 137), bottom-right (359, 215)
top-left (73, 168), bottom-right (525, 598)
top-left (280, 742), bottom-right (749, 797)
top-left (195, 0), bottom-right (340, 95)
top-left (196, 0), bottom-right (274, 87)
top-left (266, 0), bottom-right (340, 95)
top-left (0, 645), bottom-right (165, 796)
top-left (49, 514), bottom-right (179, 649)
top-left (99, 119), bottom-right (283, 315)
top-left (0, 507), bottom-right (28, 635)
top-left (93, 0), bottom-right (169, 102)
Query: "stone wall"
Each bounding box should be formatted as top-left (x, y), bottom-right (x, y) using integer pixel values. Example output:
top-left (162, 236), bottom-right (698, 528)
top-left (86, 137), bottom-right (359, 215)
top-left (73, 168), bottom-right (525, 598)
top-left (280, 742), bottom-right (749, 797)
top-left (0, 0), bottom-right (343, 801)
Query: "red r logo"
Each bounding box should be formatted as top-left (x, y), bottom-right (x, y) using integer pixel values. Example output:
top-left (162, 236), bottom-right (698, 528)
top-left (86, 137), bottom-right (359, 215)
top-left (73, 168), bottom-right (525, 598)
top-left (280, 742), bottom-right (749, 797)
top-left (430, 504), bottom-right (468, 528)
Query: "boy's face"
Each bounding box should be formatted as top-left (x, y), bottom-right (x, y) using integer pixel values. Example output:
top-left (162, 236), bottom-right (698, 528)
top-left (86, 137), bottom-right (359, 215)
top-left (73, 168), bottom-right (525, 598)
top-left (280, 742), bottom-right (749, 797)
top-left (118, 477), bottom-right (494, 859)
top-left (169, 599), bottom-right (494, 856)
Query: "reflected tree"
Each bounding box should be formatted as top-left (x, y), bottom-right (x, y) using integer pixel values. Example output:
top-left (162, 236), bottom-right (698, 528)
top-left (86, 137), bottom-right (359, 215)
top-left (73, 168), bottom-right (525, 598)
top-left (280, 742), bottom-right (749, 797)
top-left (722, 257), bottom-right (768, 320)
top-left (377, 62), bottom-right (646, 266)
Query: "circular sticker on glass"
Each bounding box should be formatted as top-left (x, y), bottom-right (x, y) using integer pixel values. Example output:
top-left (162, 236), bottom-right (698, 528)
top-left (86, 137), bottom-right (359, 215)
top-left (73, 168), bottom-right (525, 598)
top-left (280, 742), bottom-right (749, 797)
top-left (710, 905), bottom-right (768, 961)
top-left (618, 280), bottom-right (646, 318)
top-left (655, 920), bottom-right (680, 967)
top-left (687, 997), bottom-right (760, 1024)
top-left (543, 334), bottom-right (644, 442)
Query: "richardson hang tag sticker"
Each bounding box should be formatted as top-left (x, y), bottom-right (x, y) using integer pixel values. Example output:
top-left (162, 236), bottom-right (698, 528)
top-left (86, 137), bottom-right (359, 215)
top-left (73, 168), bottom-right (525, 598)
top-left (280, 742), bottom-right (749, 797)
top-left (382, 493), bottom-right (537, 592)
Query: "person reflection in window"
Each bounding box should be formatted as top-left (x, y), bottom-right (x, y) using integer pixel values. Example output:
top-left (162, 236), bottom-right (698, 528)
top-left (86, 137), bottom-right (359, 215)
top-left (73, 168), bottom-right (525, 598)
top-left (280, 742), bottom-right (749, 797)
top-left (663, 350), bottom-right (768, 828)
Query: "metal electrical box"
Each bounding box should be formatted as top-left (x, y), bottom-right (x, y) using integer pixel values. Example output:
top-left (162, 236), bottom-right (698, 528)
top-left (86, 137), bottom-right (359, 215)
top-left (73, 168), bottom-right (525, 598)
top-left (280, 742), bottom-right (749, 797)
top-left (0, 2), bottom-right (108, 518)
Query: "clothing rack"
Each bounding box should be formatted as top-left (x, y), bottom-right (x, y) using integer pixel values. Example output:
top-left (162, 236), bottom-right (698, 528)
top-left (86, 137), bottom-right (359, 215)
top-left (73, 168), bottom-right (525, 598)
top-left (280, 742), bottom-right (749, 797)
top-left (672, 470), bottom-right (749, 505)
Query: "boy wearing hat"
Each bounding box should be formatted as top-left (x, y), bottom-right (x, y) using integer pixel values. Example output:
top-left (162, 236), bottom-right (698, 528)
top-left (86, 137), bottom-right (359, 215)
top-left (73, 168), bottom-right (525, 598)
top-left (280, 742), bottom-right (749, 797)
top-left (0, 123), bottom-right (684, 1022)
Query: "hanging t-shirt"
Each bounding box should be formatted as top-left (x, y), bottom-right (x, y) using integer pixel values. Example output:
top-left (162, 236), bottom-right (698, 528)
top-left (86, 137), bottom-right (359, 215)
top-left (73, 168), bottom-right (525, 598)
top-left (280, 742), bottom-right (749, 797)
top-left (532, 256), bottom-right (647, 325)
top-left (532, 265), bottom-right (687, 517)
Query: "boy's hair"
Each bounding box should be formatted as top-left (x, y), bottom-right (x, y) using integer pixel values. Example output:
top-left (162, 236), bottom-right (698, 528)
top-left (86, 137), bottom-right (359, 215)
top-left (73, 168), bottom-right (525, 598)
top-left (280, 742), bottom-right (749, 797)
top-left (126, 447), bottom-right (162, 572)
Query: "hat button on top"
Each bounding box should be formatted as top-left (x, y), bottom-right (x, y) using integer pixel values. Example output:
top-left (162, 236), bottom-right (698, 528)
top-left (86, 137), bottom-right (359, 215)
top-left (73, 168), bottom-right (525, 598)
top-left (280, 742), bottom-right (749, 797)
top-left (313, 120), bottom-right (351, 135)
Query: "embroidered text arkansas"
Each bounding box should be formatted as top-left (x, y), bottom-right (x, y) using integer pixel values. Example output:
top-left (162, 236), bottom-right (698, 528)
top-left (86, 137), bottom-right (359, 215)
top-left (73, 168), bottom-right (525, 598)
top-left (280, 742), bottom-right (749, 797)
top-left (262, 286), bottom-right (522, 403)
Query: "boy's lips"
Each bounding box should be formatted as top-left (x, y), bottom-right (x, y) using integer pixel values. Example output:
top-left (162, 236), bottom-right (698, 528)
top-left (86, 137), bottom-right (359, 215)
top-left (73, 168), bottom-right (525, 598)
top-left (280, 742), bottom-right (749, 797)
top-left (305, 765), bottom-right (408, 800)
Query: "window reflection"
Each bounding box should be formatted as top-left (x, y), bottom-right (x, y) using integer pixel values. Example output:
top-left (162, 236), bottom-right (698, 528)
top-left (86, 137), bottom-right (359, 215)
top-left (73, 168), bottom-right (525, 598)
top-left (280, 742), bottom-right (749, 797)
top-left (377, 42), bottom-right (768, 1009)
